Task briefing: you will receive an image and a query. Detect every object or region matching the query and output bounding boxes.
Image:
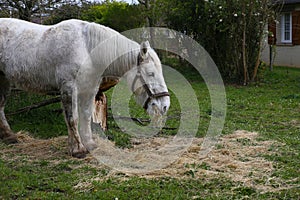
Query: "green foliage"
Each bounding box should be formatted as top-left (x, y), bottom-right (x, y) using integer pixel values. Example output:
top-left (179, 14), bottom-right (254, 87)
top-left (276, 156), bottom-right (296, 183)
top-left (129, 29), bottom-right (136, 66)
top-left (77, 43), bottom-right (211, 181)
top-left (43, 4), bottom-right (84, 25)
top-left (5, 93), bottom-right (66, 139)
top-left (80, 4), bottom-right (103, 22)
top-left (155, 0), bottom-right (276, 84)
top-left (81, 1), bottom-right (145, 32)
top-left (0, 0), bottom-right (79, 21)
top-left (0, 9), bottom-right (10, 18)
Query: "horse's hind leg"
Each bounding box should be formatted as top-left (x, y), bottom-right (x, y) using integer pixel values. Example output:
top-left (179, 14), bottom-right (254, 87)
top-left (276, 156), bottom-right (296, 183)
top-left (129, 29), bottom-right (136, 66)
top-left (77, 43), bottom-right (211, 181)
top-left (0, 71), bottom-right (18, 143)
top-left (61, 83), bottom-right (88, 158)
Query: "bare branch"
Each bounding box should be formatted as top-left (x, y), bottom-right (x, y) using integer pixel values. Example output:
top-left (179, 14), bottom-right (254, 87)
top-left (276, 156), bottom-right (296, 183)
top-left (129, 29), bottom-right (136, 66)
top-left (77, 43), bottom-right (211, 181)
top-left (7, 97), bottom-right (61, 116)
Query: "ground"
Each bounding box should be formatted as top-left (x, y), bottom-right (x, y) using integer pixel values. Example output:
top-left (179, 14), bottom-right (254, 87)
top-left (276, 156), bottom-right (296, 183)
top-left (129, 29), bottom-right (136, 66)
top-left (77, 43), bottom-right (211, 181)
top-left (0, 66), bottom-right (299, 199)
top-left (0, 130), bottom-right (294, 196)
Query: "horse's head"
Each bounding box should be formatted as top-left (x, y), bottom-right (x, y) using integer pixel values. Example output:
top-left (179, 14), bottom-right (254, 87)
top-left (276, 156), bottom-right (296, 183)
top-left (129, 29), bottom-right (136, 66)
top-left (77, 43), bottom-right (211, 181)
top-left (128, 41), bottom-right (170, 117)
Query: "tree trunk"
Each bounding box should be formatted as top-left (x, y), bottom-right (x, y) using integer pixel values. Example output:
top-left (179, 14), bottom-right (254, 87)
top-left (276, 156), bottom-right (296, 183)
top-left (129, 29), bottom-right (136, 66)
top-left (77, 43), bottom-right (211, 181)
top-left (251, 37), bottom-right (262, 82)
top-left (242, 21), bottom-right (248, 85)
top-left (242, 2), bottom-right (248, 85)
top-left (138, 0), bottom-right (155, 45)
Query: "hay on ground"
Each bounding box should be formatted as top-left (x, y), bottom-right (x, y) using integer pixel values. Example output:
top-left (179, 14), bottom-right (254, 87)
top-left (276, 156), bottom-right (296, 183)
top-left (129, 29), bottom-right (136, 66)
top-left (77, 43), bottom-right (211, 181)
top-left (0, 130), bottom-right (293, 193)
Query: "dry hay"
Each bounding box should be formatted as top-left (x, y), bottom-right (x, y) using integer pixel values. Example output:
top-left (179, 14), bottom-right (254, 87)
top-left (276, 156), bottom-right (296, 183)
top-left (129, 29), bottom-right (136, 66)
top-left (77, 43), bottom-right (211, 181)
top-left (0, 130), bottom-right (294, 193)
top-left (98, 130), bottom-right (287, 193)
top-left (0, 131), bottom-right (69, 162)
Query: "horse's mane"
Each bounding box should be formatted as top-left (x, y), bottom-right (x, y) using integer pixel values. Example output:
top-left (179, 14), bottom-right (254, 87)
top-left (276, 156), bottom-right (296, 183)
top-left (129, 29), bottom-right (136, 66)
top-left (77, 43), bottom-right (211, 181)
top-left (84, 23), bottom-right (138, 77)
top-left (84, 22), bottom-right (120, 52)
top-left (84, 22), bottom-right (161, 78)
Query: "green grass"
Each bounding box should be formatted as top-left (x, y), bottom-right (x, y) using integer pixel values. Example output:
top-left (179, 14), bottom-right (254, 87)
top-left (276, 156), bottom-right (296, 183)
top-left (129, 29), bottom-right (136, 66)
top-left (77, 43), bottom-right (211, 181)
top-left (1, 65), bottom-right (299, 199)
top-left (5, 92), bottom-right (66, 139)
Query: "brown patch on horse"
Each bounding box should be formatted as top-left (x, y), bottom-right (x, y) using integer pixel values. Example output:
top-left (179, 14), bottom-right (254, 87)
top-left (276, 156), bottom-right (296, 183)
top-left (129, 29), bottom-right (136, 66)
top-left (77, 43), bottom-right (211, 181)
top-left (99, 77), bottom-right (119, 92)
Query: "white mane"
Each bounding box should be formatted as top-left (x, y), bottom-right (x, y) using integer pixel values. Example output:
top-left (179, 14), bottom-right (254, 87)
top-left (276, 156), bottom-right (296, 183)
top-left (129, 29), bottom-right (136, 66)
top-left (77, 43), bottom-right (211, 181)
top-left (84, 22), bottom-right (163, 78)
top-left (85, 22), bottom-right (138, 77)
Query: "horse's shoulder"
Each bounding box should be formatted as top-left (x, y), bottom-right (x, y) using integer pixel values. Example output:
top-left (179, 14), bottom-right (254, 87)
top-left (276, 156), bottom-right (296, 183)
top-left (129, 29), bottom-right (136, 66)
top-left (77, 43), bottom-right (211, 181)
top-left (63, 20), bottom-right (118, 37)
top-left (54, 19), bottom-right (88, 30)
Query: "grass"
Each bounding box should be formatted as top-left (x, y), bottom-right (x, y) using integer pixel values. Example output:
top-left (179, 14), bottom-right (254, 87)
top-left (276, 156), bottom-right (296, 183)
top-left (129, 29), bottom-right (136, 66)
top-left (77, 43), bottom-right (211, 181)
top-left (5, 92), bottom-right (66, 139)
top-left (0, 65), bottom-right (299, 199)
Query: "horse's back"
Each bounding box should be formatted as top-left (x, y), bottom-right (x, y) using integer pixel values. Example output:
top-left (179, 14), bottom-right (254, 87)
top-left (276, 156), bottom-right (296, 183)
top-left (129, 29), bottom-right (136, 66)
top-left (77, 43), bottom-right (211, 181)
top-left (0, 18), bottom-right (90, 92)
top-left (0, 18), bottom-right (133, 93)
top-left (0, 18), bottom-right (48, 60)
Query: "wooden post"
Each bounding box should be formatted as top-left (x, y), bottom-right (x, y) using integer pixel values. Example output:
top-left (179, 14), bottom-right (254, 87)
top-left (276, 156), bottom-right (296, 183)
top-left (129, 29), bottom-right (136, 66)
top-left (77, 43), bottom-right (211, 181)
top-left (92, 77), bottom-right (119, 131)
top-left (269, 45), bottom-right (273, 71)
top-left (92, 91), bottom-right (107, 131)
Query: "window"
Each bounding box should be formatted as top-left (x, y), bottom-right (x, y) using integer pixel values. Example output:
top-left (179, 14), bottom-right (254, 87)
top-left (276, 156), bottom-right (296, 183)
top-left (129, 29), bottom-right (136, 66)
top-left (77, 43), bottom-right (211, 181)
top-left (281, 13), bottom-right (292, 43)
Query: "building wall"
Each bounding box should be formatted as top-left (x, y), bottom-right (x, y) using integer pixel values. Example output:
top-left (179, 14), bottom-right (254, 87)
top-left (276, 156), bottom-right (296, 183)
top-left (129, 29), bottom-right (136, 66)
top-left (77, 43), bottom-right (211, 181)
top-left (261, 41), bottom-right (300, 68)
top-left (261, 5), bottom-right (300, 68)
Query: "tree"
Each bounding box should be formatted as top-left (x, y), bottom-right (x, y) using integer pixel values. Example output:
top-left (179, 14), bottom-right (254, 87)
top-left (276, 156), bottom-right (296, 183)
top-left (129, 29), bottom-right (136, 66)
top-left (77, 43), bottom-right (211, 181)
top-left (0, 0), bottom-right (87, 22)
top-left (81, 1), bottom-right (144, 32)
top-left (0, 0), bottom-right (11, 17)
top-left (43, 3), bottom-right (85, 25)
top-left (137, 0), bottom-right (154, 27)
top-left (137, 0), bottom-right (165, 46)
top-left (0, 0), bottom-right (58, 21)
top-left (156, 0), bottom-right (277, 84)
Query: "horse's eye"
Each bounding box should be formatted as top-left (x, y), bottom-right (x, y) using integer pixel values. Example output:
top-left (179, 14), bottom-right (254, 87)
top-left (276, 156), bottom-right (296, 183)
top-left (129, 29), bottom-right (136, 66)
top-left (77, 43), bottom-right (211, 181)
top-left (148, 72), bottom-right (155, 77)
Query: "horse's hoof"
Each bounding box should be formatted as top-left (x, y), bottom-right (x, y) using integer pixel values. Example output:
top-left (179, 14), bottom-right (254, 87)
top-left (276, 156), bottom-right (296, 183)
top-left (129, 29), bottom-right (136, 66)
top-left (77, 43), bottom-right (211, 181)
top-left (72, 151), bottom-right (88, 159)
top-left (2, 134), bottom-right (18, 144)
top-left (70, 147), bottom-right (89, 159)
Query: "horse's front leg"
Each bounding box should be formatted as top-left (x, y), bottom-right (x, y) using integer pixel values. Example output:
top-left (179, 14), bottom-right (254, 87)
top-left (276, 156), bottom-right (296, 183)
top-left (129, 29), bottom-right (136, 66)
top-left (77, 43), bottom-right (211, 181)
top-left (77, 91), bottom-right (98, 152)
top-left (61, 83), bottom-right (88, 158)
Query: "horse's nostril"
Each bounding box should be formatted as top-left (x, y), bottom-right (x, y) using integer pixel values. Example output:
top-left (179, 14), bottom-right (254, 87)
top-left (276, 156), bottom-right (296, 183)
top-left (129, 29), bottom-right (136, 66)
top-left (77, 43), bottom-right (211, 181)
top-left (163, 106), bottom-right (167, 112)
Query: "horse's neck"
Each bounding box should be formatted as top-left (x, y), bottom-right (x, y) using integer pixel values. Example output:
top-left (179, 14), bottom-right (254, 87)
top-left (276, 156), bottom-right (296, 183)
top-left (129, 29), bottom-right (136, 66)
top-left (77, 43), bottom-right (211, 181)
top-left (102, 50), bottom-right (139, 79)
top-left (86, 22), bottom-right (139, 78)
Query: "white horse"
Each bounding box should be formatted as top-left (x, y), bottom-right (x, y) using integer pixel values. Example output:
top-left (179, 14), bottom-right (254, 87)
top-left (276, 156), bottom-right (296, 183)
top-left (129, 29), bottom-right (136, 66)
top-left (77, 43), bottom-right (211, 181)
top-left (0, 18), bottom-right (170, 158)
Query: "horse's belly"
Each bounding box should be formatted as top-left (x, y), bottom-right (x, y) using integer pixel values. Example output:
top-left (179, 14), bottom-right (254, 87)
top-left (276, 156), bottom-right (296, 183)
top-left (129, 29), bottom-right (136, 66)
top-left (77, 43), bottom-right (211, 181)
top-left (8, 71), bottom-right (59, 94)
top-left (15, 82), bottom-right (59, 94)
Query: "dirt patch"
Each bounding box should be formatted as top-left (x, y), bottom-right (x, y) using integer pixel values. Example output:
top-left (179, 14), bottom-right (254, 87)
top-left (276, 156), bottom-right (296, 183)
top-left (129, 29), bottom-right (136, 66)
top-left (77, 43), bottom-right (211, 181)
top-left (0, 130), bottom-right (292, 193)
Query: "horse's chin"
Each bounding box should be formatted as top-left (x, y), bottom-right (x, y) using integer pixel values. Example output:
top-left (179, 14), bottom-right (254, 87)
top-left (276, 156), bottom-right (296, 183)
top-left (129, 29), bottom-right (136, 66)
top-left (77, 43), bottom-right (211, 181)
top-left (147, 109), bottom-right (162, 119)
top-left (146, 106), bottom-right (167, 127)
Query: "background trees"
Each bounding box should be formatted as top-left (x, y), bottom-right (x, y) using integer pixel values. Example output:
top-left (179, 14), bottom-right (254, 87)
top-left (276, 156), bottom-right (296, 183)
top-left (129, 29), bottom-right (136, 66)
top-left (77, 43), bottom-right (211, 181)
top-left (43, 2), bottom-right (84, 25)
top-left (155, 0), bottom-right (276, 84)
top-left (81, 1), bottom-right (144, 32)
top-left (0, 0), bottom-right (66, 21)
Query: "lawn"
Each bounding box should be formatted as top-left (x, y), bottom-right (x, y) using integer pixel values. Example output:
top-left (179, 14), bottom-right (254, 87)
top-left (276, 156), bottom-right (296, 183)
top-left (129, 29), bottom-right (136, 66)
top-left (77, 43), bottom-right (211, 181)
top-left (0, 65), bottom-right (299, 199)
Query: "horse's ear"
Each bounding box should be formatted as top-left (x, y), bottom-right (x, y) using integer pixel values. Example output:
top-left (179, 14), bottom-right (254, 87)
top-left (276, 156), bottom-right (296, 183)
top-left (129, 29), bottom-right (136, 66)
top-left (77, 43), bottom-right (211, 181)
top-left (140, 41), bottom-right (150, 60)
